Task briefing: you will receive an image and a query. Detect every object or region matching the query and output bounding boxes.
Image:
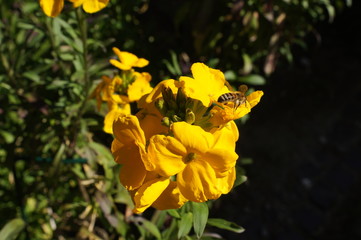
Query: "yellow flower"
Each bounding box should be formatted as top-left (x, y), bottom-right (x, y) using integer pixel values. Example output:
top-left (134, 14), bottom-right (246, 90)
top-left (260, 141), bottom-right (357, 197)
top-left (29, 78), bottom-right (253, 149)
top-left (144, 122), bottom-right (238, 202)
top-left (69, 0), bottom-right (109, 13)
top-left (40, 0), bottom-right (109, 17)
top-left (110, 47), bottom-right (149, 71)
top-left (179, 63), bottom-right (230, 107)
top-left (111, 115), bottom-right (147, 190)
top-left (210, 90), bottom-right (264, 126)
top-left (127, 72), bottom-right (153, 102)
top-left (39, 0), bottom-right (64, 17)
top-left (103, 102), bottom-right (130, 134)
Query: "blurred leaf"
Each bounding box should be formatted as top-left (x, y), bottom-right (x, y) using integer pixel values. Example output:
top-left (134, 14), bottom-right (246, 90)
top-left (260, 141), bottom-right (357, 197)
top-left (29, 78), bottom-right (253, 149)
top-left (224, 70), bottom-right (237, 81)
top-left (167, 209), bottom-right (181, 219)
top-left (207, 218), bottom-right (245, 233)
top-left (0, 218), bottom-right (26, 240)
top-left (140, 218), bottom-right (162, 240)
top-left (234, 165), bottom-right (248, 188)
top-left (191, 202), bottom-right (209, 239)
top-left (0, 130), bottom-right (15, 144)
top-left (240, 53), bottom-right (253, 75)
top-left (239, 74), bottom-right (266, 85)
top-left (178, 212), bottom-right (193, 239)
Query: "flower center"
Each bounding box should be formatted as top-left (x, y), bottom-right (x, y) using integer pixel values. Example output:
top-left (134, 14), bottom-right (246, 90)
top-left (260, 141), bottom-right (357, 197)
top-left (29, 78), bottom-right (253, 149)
top-left (184, 152), bottom-right (196, 163)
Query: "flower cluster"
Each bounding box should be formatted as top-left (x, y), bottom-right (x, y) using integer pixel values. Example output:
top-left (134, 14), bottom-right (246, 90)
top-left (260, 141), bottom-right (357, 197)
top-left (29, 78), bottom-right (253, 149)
top-left (39, 0), bottom-right (109, 17)
top-left (92, 48), bottom-right (153, 134)
top-left (111, 63), bottom-right (263, 213)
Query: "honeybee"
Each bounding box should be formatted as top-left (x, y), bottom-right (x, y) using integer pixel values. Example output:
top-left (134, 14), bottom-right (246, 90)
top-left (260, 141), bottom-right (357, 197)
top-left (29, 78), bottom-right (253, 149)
top-left (217, 84), bottom-right (248, 109)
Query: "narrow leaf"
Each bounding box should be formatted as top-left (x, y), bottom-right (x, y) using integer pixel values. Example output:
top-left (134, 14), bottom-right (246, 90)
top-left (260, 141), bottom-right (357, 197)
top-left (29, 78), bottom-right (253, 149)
top-left (0, 218), bottom-right (26, 240)
top-left (178, 212), bottom-right (193, 239)
top-left (207, 218), bottom-right (245, 233)
top-left (192, 202), bottom-right (209, 239)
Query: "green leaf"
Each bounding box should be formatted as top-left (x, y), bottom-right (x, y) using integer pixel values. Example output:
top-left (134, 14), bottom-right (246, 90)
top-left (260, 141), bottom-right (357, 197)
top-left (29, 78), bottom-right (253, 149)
top-left (191, 202), bottom-right (209, 239)
top-left (0, 218), bottom-right (26, 240)
top-left (207, 218), bottom-right (245, 233)
top-left (241, 53), bottom-right (253, 75)
top-left (239, 74), bottom-right (266, 85)
top-left (178, 212), bottom-right (193, 239)
top-left (140, 218), bottom-right (162, 240)
top-left (234, 165), bottom-right (248, 188)
top-left (167, 209), bottom-right (181, 219)
top-left (0, 130), bottom-right (15, 144)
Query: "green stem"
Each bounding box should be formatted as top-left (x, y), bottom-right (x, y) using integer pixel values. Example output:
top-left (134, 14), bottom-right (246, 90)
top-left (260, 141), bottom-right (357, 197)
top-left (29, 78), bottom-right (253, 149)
top-left (69, 8), bottom-right (91, 153)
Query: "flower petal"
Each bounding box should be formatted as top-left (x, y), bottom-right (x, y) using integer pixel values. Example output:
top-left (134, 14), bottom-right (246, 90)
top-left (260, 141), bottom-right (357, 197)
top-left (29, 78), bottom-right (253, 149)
top-left (172, 122), bottom-right (213, 154)
top-left (203, 148), bottom-right (238, 177)
top-left (117, 144), bottom-right (147, 191)
top-left (112, 115), bottom-right (146, 145)
top-left (137, 79), bottom-right (182, 109)
top-left (136, 109), bottom-right (168, 140)
top-left (103, 104), bottom-right (130, 134)
top-left (216, 167), bottom-right (236, 194)
top-left (133, 177), bottom-right (170, 213)
top-left (177, 161), bottom-right (221, 202)
top-left (146, 135), bottom-right (187, 176)
top-left (152, 181), bottom-right (188, 210)
top-left (81, 0), bottom-right (109, 13)
top-left (127, 72), bottom-right (153, 102)
top-left (40, 0), bottom-right (64, 17)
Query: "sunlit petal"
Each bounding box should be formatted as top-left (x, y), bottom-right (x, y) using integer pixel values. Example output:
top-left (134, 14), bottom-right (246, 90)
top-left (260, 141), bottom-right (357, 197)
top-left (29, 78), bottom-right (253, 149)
top-left (40, 0), bottom-right (64, 17)
top-left (177, 161), bottom-right (220, 202)
top-left (146, 135), bottom-right (187, 176)
top-left (112, 115), bottom-right (146, 145)
top-left (152, 181), bottom-right (188, 210)
top-left (133, 177), bottom-right (170, 214)
top-left (172, 122), bottom-right (213, 153)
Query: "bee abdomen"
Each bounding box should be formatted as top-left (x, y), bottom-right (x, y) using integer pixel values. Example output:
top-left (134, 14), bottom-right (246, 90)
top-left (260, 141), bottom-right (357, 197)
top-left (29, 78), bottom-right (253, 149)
top-left (218, 93), bottom-right (236, 103)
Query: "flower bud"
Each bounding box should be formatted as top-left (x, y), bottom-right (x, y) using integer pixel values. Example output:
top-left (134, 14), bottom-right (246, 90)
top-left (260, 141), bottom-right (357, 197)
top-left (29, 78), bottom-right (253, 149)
top-left (172, 114), bottom-right (183, 122)
top-left (161, 117), bottom-right (171, 127)
top-left (155, 98), bottom-right (168, 116)
top-left (185, 108), bottom-right (195, 124)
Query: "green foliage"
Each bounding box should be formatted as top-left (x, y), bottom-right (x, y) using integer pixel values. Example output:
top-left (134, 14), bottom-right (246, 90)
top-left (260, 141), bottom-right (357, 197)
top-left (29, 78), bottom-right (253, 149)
top-left (0, 0), bottom-right (351, 239)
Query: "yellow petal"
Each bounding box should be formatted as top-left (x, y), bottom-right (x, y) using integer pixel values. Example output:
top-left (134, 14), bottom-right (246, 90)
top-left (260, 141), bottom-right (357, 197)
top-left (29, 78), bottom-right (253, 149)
top-left (211, 121), bottom-right (239, 149)
top-left (81, 0), bottom-right (109, 13)
top-left (177, 161), bottom-right (221, 202)
top-left (136, 109), bottom-right (168, 140)
top-left (171, 122), bottom-right (213, 154)
top-left (68, 0), bottom-right (84, 8)
top-left (103, 104), bottom-right (130, 134)
top-left (112, 115), bottom-right (146, 145)
top-left (127, 72), bottom-right (153, 102)
top-left (247, 90), bottom-right (264, 108)
top-left (179, 63), bottom-right (229, 107)
top-left (152, 181), bottom-right (188, 210)
top-left (133, 177), bottom-right (170, 214)
top-left (40, 0), bottom-right (64, 17)
top-left (137, 79), bottom-right (182, 109)
top-left (118, 147), bottom-right (147, 191)
top-left (110, 48), bottom-right (149, 70)
top-left (190, 63), bottom-right (226, 96)
top-left (203, 148), bottom-right (238, 177)
top-left (109, 59), bottom-right (131, 71)
top-left (146, 135), bottom-right (187, 176)
top-left (216, 167), bottom-right (236, 194)
top-left (134, 58), bottom-right (149, 68)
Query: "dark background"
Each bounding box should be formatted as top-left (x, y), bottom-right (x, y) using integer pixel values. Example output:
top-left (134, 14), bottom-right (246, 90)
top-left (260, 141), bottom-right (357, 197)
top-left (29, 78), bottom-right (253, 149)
top-left (212, 1), bottom-right (361, 239)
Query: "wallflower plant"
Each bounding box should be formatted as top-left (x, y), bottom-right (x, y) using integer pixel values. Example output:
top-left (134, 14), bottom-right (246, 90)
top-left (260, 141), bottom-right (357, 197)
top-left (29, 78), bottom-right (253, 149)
top-left (92, 47), bottom-right (153, 134)
top-left (111, 63), bottom-right (263, 217)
